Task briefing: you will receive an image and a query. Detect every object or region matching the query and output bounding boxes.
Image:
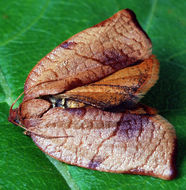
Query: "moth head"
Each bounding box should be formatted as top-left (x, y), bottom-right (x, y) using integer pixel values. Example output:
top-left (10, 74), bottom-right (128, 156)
top-left (8, 108), bottom-right (20, 125)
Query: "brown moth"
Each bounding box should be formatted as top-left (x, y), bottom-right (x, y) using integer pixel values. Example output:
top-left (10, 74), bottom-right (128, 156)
top-left (8, 9), bottom-right (176, 180)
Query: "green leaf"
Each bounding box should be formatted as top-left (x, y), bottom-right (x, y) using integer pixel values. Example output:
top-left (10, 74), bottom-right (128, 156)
top-left (0, 0), bottom-right (185, 189)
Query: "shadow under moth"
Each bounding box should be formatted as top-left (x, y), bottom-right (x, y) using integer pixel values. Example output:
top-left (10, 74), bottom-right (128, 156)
top-left (8, 9), bottom-right (176, 180)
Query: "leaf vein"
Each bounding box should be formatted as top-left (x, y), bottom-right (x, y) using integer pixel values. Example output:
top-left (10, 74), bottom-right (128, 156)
top-left (145, 0), bottom-right (158, 32)
top-left (0, 0), bottom-right (50, 47)
top-left (0, 67), bottom-right (13, 106)
top-left (47, 156), bottom-right (80, 190)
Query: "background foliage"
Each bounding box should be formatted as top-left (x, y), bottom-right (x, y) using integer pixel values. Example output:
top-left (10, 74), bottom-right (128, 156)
top-left (0, 0), bottom-right (186, 189)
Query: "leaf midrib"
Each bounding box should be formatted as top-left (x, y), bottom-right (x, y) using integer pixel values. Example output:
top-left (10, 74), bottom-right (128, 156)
top-left (48, 156), bottom-right (80, 190)
top-left (0, 0), bottom-right (50, 47)
top-left (144, 0), bottom-right (158, 32)
top-left (0, 67), bottom-right (13, 106)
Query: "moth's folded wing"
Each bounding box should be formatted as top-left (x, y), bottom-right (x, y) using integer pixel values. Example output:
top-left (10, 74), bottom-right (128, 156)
top-left (29, 106), bottom-right (176, 180)
top-left (24, 9), bottom-right (152, 101)
top-left (60, 55), bottom-right (159, 109)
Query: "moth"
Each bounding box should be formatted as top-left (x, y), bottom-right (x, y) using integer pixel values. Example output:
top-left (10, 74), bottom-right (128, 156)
top-left (9, 9), bottom-right (176, 180)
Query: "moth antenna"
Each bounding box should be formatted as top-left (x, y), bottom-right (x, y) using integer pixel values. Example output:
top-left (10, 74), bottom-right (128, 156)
top-left (10, 119), bottom-right (73, 139)
top-left (10, 91), bottom-right (24, 113)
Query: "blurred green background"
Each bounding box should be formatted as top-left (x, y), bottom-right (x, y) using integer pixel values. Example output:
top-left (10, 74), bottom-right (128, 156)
top-left (0, 0), bottom-right (186, 189)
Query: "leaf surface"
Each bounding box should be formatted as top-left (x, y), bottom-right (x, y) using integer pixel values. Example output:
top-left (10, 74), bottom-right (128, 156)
top-left (0, 0), bottom-right (186, 189)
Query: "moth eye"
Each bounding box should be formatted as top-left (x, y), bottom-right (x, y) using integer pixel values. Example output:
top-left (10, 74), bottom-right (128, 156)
top-left (55, 98), bottom-right (64, 107)
top-left (14, 118), bottom-right (20, 124)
